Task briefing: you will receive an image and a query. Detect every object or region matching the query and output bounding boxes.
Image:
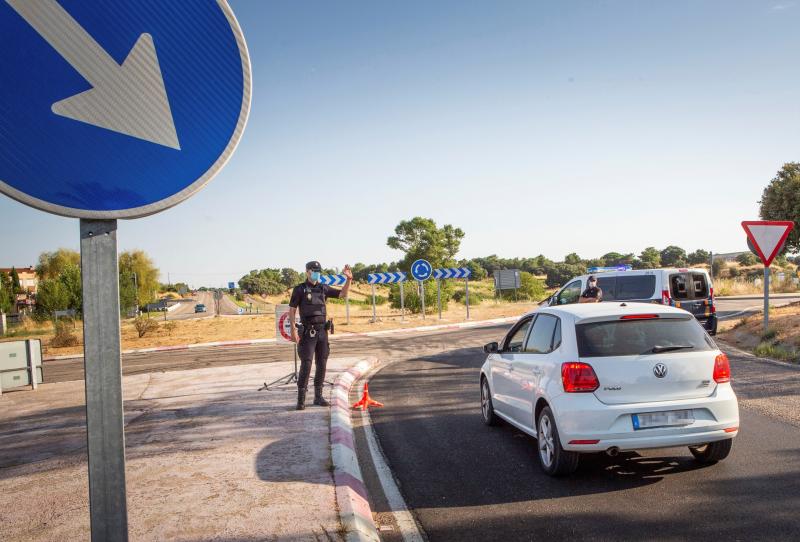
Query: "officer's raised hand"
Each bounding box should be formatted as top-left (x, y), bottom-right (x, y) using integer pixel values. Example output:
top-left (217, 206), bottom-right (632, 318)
top-left (343, 264), bottom-right (353, 282)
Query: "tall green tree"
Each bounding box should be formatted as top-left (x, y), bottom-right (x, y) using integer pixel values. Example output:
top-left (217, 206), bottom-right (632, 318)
top-left (0, 271), bottom-right (14, 313)
top-left (688, 249), bottom-right (710, 266)
top-left (119, 250), bottom-right (159, 306)
top-left (36, 249), bottom-right (81, 279)
top-left (639, 247), bottom-right (661, 269)
top-left (760, 162), bottom-right (800, 253)
top-left (10, 267), bottom-right (21, 293)
top-left (564, 253), bottom-right (582, 265)
top-left (387, 217), bottom-right (465, 269)
top-left (660, 246), bottom-right (687, 267)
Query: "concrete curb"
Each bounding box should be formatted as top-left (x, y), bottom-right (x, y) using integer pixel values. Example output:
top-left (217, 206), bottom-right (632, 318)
top-left (42, 315), bottom-right (519, 362)
top-left (331, 357), bottom-right (381, 542)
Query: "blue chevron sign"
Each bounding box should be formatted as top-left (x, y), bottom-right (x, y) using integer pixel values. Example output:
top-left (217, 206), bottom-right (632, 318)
top-left (319, 274), bottom-right (347, 287)
top-left (367, 272), bottom-right (408, 285)
top-left (433, 267), bottom-right (472, 280)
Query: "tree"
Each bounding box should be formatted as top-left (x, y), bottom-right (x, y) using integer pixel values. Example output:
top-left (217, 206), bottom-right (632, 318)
top-left (280, 268), bottom-right (304, 288)
top-left (36, 249), bottom-right (80, 279)
top-left (564, 253), bottom-right (582, 265)
top-left (600, 252), bottom-right (626, 266)
top-left (387, 217), bottom-right (465, 269)
top-left (688, 249), bottom-right (710, 266)
top-left (759, 162), bottom-right (800, 253)
top-left (660, 246), bottom-right (687, 267)
top-left (712, 258), bottom-right (725, 278)
top-left (639, 247), bottom-right (661, 269)
top-left (0, 271), bottom-right (14, 313)
top-left (543, 263), bottom-right (585, 288)
top-left (10, 267), bottom-right (21, 294)
top-left (736, 252), bottom-right (758, 266)
top-left (119, 250), bottom-right (159, 307)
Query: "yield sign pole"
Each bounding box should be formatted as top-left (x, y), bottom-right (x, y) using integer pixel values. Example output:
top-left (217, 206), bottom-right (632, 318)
top-left (741, 221), bottom-right (795, 332)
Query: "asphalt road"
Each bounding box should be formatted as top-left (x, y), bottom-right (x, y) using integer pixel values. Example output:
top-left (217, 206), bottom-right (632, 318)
top-left (364, 333), bottom-right (800, 541)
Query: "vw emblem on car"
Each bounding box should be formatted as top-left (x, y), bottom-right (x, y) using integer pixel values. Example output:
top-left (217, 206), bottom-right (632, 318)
top-left (653, 363), bottom-right (668, 378)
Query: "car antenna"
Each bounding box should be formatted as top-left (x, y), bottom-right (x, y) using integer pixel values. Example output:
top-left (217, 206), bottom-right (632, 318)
top-left (620, 303), bottom-right (627, 307)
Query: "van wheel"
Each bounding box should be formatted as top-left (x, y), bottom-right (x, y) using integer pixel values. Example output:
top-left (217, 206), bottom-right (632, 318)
top-left (480, 378), bottom-right (500, 426)
top-left (537, 407), bottom-right (579, 476)
top-left (689, 439), bottom-right (732, 463)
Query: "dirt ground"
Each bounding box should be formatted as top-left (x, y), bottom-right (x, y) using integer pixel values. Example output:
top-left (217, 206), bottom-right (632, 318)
top-left (717, 301), bottom-right (800, 354)
top-left (1, 298), bottom-right (539, 357)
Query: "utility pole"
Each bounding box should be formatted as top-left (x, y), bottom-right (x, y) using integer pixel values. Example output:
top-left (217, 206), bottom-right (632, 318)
top-left (132, 272), bottom-right (139, 316)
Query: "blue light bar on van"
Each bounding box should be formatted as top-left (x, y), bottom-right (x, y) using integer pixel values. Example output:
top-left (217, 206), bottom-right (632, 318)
top-left (587, 265), bottom-right (633, 273)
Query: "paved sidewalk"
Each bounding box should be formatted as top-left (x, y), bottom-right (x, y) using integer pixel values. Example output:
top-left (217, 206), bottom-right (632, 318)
top-left (0, 358), bottom-right (364, 541)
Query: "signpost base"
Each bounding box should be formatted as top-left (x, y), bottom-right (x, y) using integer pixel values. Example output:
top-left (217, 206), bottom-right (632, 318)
top-left (261, 344), bottom-right (299, 390)
top-left (79, 219), bottom-right (128, 542)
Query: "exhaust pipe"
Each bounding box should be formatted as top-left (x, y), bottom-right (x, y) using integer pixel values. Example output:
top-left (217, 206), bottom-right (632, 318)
top-left (605, 446), bottom-right (620, 457)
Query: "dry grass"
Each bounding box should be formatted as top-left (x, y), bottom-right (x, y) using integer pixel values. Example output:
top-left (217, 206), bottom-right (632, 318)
top-left (717, 301), bottom-right (800, 363)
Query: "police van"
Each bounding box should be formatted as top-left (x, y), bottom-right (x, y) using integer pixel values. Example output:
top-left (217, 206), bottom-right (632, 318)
top-left (543, 266), bottom-right (717, 335)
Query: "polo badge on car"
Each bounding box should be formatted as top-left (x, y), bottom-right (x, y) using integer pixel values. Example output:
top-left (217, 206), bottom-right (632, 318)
top-left (653, 363), bottom-right (668, 378)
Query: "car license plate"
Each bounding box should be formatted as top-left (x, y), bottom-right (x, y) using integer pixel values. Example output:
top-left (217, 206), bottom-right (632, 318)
top-left (632, 410), bottom-right (694, 430)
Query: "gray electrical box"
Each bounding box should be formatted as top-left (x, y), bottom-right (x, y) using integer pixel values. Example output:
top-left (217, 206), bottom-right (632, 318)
top-left (0, 339), bottom-right (42, 392)
top-left (493, 269), bottom-right (521, 291)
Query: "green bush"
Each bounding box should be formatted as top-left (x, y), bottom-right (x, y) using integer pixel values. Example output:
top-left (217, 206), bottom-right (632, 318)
top-left (451, 289), bottom-right (484, 304)
top-left (389, 281), bottom-right (449, 313)
top-left (495, 272), bottom-right (547, 302)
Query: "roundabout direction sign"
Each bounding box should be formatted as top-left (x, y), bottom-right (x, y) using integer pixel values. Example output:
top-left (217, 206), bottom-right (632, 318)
top-left (0, 2), bottom-right (251, 540)
top-left (410, 259), bottom-right (432, 319)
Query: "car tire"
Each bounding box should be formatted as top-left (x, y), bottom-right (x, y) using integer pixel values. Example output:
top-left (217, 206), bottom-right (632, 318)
top-left (689, 438), bottom-right (732, 463)
top-left (480, 377), bottom-right (500, 426)
top-left (536, 406), bottom-right (579, 476)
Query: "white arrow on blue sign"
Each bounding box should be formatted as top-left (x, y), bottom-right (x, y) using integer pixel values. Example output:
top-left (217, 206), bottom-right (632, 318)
top-left (319, 274), bottom-right (347, 287)
top-left (410, 259), bottom-right (433, 281)
top-left (0, 0), bottom-right (251, 219)
top-left (433, 267), bottom-right (472, 280)
top-left (367, 272), bottom-right (407, 285)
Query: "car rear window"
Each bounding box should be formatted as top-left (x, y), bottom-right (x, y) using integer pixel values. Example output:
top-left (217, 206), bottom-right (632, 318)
top-left (691, 273), bottom-right (709, 298)
top-left (670, 273), bottom-right (710, 300)
top-left (576, 317), bottom-right (714, 357)
top-left (615, 275), bottom-right (656, 300)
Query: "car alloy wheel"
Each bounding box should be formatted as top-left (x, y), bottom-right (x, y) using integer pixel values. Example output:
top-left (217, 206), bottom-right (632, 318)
top-left (481, 380), bottom-right (490, 420)
top-left (538, 413), bottom-right (555, 468)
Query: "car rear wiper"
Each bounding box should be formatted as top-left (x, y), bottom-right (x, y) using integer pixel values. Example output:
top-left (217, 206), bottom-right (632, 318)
top-left (649, 345), bottom-right (695, 354)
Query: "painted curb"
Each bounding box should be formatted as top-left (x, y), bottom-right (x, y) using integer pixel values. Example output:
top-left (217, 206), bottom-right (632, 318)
top-left (42, 315), bottom-right (519, 361)
top-left (331, 357), bottom-right (381, 542)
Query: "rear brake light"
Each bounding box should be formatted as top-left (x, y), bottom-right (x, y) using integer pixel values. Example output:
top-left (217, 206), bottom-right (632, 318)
top-left (661, 289), bottom-right (672, 305)
top-left (620, 314), bottom-right (660, 320)
top-left (713, 353), bottom-right (731, 383)
top-left (709, 287), bottom-right (716, 314)
top-left (562, 362), bottom-right (599, 392)
top-left (569, 439), bottom-right (600, 445)
top-left (724, 427), bottom-right (738, 433)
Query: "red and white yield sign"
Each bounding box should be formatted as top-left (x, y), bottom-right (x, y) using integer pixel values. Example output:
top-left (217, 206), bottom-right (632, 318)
top-left (741, 221), bottom-right (795, 267)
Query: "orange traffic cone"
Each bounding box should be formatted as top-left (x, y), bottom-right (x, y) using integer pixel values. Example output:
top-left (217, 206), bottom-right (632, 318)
top-left (351, 382), bottom-right (384, 411)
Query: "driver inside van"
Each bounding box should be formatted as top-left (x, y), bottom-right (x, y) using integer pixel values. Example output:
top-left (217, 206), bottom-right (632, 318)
top-left (579, 275), bottom-right (603, 303)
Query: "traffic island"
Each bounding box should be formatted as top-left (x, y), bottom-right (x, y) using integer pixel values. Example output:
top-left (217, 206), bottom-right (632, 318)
top-left (0, 358), bottom-right (370, 541)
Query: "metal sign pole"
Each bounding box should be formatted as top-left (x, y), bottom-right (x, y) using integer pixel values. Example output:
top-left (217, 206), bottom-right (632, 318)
top-left (371, 284), bottom-right (376, 323)
top-left (420, 280), bottom-right (425, 320)
top-left (437, 279), bottom-right (442, 319)
top-left (345, 292), bottom-right (350, 325)
top-left (764, 266), bottom-right (770, 331)
top-left (465, 278), bottom-right (470, 320)
top-left (79, 219), bottom-right (128, 542)
top-left (400, 281), bottom-right (405, 322)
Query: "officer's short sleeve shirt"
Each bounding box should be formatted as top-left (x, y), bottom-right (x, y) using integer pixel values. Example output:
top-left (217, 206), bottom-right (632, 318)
top-left (289, 283), bottom-right (342, 308)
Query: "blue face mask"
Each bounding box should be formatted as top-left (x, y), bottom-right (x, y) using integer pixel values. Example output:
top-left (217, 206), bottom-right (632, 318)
top-left (310, 271), bottom-right (321, 283)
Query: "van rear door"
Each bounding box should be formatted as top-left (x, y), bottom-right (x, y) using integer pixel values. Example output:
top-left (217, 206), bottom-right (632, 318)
top-left (669, 272), bottom-right (711, 319)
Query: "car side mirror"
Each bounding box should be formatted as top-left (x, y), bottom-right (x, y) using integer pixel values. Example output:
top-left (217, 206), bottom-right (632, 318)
top-left (483, 341), bottom-right (499, 354)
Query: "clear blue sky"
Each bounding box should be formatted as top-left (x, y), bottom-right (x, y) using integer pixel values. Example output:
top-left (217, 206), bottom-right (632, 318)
top-left (2, 1), bottom-right (799, 287)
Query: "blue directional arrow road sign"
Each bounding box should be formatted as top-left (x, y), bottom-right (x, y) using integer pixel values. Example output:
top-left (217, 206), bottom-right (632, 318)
top-left (367, 272), bottom-right (408, 285)
top-left (228, 282), bottom-right (235, 290)
top-left (319, 274), bottom-right (347, 287)
top-left (0, 0), bottom-right (251, 219)
top-left (410, 259), bottom-right (433, 281)
top-left (433, 267), bottom-right (472, 280)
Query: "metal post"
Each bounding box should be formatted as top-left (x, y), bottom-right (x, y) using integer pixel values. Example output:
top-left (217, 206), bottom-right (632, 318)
top-left (132, 272), bottom-right (139, 317)
top-left (437, 279), bottom-right (442, 320)
top-left (371, 284), bottom-right (376, 323)
top-left (345, 292), bottom-right (350, 325)
top-left (400, 281), bottom-right (405, 322)
top-left (764, 266), bottom-right (770, 332)
top-left (709, 251), bottom-right (714, 281)
top-left (420, 281), bottom-right (425, 320)
top-left (26, 339), bottom-right (37, 390)
top-left (79, 219), bottom-right (128, 542)
top-left (465, 278), bottom-right (470, 320)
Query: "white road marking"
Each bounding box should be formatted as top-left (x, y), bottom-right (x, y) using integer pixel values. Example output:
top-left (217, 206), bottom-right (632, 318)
top-left (359, 364), bottom-right (426, 542)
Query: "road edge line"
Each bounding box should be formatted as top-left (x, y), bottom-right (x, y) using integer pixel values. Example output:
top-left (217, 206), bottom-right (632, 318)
top-left (359, 363), bottom-right (427, 542)
top-left (331, 357), bottom-right (381, 542)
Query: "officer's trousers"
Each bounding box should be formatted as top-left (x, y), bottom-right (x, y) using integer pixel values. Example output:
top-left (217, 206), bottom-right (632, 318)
top-left (297, 326), bottom-right (329, 390)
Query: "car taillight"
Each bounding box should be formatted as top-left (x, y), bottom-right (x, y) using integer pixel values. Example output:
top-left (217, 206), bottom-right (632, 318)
top-left (709, 287), bottom-right (716, 314)
top-left (661, 289), bottom-right (671, 305)
top-left (562, 362), bottom-right (599, 393)
top-left (620, 314), bottom-right (660, 320)
top-left (713, 353), bottom-right (731, 383)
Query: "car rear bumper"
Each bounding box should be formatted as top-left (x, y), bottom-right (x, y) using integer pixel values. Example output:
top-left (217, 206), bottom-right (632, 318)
top-left (551, 384), bottom-right (739, 452)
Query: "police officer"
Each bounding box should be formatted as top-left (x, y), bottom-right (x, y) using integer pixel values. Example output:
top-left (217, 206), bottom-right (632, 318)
top-left (289, 261), bottom-right (352, 410)
top-left (579, 275), bottom-right (603, 303)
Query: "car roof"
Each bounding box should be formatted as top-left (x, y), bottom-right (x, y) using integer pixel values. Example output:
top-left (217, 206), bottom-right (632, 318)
top-left (531, 302), bottom-right (691, 321)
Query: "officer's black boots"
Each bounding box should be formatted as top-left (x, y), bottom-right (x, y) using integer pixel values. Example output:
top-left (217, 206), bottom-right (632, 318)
top-left (313, 387), bottom-right (330, 407)
top-left (296, 389), bottom-right (306, 410)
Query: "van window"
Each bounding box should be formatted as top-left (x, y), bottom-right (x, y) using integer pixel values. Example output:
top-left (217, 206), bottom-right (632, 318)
top-left (616, 275), bottom-right (657, 300)
top-left (691, 273), bottom-right (709, 298)
top-left (556, 280), bottom-right (582, 305)
top-left (670, 274), bottom-right (690, 300)
top-left (597, 277), bottom-right (616, 300)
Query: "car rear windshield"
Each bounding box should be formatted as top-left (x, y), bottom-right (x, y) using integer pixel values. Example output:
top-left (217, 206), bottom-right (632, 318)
top-left (576, 317), bottom-right (715, 357)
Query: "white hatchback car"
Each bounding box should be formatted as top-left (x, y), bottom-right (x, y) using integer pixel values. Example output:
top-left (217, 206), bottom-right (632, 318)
top-left (480, 302), bottom-right (739, 476)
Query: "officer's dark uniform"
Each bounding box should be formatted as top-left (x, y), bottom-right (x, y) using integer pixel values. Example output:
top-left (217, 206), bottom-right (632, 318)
top-left (580, 277), bottom-right (603, 302)
top-left (289, 269), bottom-right (341, 409)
